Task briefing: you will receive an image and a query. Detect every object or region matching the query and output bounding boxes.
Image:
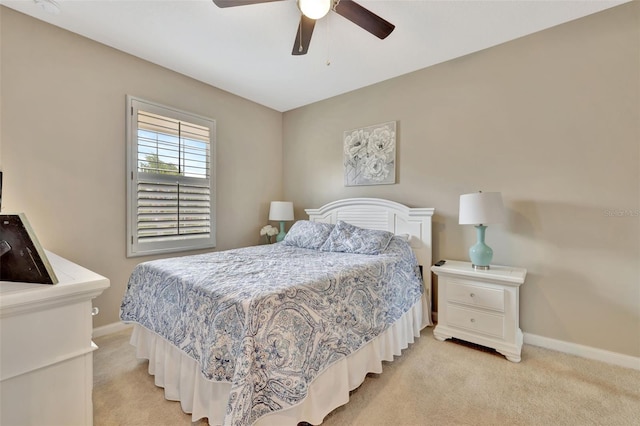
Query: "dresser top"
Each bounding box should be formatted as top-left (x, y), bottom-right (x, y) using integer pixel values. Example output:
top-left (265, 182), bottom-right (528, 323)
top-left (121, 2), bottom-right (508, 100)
top-left (431, 260), bottom-right (527, 284)
top-left (1, 251), bottom-right (109, 316)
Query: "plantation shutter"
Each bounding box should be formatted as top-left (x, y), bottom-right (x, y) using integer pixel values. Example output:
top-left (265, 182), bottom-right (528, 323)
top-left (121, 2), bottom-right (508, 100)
top-left (127, 97), bottom-right (216, 257)
top-left (136, 180), bottom-right (211, 242)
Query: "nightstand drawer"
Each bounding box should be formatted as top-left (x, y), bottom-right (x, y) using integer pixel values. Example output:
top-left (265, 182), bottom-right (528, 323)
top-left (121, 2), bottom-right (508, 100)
top-left (448, 279), bottom-right (505, 312)
top-left (446, 304), bottom-right (504, 338)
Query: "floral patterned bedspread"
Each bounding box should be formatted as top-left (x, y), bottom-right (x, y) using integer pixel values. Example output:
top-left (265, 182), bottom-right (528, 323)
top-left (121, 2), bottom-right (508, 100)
top-left (120, 237), bottom-right (423, 425)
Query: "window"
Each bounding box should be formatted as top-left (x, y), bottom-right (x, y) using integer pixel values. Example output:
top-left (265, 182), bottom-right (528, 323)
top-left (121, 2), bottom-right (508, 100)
top-left (126, 96), bottom-right (216, 257)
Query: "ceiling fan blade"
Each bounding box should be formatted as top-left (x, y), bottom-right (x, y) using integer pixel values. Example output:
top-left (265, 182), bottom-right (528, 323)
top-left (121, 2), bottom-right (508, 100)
top-left (333, 0), bottom-right (395, 39)
top-left (212, 0), bottom-right (284, 8)
top-left (292, 15), bottom-right (316, 56)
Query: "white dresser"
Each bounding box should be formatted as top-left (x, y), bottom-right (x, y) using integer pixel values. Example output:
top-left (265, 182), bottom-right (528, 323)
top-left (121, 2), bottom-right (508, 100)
top-left (431, 260), bottom-right (526, 362)
top-left (0, 251), bottom-right (109, 425)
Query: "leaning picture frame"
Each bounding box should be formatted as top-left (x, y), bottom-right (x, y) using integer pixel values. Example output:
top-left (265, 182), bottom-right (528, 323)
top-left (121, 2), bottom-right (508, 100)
top-left (0, 213), bottom-right (58, 284)
top-left (343, 121), bottom-right (397, 186)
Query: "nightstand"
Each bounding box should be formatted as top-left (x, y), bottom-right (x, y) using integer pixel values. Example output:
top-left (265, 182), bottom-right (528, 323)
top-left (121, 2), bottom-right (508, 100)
top-left (431, 260), bottom-right (526, 362)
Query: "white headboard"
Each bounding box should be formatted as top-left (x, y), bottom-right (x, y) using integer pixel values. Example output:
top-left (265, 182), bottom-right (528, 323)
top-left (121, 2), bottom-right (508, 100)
top-left (305, 197), bottom-right (435, 290)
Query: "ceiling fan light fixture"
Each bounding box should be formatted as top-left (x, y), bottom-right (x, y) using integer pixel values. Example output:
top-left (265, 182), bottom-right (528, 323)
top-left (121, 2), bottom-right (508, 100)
top-left (297, 0), bottom-right (331, 20)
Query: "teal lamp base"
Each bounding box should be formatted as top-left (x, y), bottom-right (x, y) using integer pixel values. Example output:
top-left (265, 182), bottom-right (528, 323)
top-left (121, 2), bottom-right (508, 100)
top-left (469, 225), bottom-right (493, 270)
top-left (276, 221), bottom-right (287, 242)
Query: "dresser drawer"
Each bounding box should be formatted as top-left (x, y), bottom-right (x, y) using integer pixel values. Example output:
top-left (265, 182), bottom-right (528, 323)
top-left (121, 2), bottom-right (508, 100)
top-left (447, 279), bottom-right (505, 312)
top-left (446, 304), bottom-right (504, 338)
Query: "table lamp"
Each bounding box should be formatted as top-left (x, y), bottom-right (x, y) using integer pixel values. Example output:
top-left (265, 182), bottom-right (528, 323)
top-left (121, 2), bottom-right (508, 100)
top-left (269, 201), bottom-right (294, 242)
top-left (459, 191), bottom-right (504, 270)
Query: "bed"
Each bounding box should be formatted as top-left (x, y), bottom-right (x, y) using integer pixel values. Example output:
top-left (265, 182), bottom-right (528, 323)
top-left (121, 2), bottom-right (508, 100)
top-left (120, 198), bottom-right (434, 425)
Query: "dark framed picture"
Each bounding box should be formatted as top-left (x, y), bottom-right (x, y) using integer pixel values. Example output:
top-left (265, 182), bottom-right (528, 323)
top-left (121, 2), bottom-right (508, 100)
top-left (0, 213), bottom-right (58, 284)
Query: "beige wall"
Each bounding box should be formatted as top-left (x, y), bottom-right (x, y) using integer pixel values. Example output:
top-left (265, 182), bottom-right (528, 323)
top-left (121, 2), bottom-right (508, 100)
top-left (0, 7), bottom-right (283, 327)
top-left (283, 3), bottom-right (640, 357)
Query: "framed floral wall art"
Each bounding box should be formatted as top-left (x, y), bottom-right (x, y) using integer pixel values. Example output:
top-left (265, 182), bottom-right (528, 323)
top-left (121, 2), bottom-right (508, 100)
top-left (343, 121), bottom-right (396, 186)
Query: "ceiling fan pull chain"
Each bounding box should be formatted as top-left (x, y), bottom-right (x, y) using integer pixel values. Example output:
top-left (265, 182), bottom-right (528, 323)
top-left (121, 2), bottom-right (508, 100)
top-left (326, 14), bottom-right (331, 66)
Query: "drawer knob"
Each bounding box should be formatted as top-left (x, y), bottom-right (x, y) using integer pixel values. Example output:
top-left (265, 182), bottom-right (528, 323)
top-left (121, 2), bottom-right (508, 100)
top-left (470, 318), bottom-right (476, 323)
top-left (470, 293), bottom-right (475, 298)
top-left (92, 307), bottom-right (100, 316)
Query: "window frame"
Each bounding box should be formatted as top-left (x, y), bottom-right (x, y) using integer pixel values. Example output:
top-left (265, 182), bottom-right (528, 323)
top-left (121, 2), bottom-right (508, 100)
top-left (126, 95), bottom-right (216, 257)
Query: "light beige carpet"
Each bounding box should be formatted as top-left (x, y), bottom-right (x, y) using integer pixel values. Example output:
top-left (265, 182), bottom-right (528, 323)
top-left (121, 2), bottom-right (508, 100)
top-left (93, 327), bottom-right (640, 425)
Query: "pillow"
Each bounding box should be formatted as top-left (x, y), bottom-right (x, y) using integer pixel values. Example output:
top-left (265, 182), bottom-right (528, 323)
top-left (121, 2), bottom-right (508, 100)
top-left (320, 220), bottom-right (394, 255)
top-left (282, 220), bottom-right (334, 250)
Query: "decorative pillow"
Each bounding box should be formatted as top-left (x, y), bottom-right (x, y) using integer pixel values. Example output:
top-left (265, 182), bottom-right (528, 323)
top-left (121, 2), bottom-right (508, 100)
top-left (320, 220), bottom-right (394, 255)
top-left (282, 220), bottom-right (334, 250)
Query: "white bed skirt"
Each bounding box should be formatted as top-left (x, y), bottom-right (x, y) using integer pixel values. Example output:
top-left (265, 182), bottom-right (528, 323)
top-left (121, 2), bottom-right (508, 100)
top-left (130, 293), bottom-right (431, 426)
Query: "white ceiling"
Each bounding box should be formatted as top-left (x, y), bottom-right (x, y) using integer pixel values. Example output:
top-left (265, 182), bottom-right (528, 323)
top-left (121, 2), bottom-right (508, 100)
top-left (1, 0), bottom-right (628, 112)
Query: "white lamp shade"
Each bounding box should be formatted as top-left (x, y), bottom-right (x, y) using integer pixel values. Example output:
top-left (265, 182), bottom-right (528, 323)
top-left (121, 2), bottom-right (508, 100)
top-left (297, 0), bottom-right (331, 19)
top-left (459, 192), bottom-right (504, 225)
top-left (269, 201), bottom-right (294, 221)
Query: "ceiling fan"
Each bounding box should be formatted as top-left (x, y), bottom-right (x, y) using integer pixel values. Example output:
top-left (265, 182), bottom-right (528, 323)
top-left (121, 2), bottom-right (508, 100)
top-left (212, 0), bottom-right (395, 55)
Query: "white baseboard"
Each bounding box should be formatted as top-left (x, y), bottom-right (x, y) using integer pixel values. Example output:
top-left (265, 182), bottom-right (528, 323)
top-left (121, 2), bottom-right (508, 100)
top-left (93, 321), bottom-right (133, 338)
top-left (524, 332), bottom-right (640, 371)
